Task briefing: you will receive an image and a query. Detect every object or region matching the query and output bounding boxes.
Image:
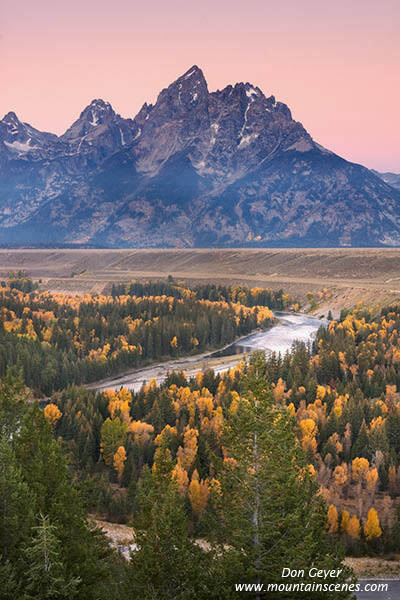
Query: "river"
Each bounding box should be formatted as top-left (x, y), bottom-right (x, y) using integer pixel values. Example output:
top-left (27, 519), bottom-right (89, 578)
top-left (90, 312), bottom-right (325, 393)
top-left (356, 580), bottom-right (400, 599)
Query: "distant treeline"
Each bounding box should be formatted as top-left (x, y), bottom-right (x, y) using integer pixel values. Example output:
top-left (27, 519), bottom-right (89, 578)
top-left (111, 280), bottom-right (291, 309)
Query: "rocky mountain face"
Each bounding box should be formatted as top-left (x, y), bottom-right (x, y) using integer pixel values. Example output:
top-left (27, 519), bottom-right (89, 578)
top-left (1, 66), bottom-right (400, 247)
top-left (374, 170), bottom-right (400, 192)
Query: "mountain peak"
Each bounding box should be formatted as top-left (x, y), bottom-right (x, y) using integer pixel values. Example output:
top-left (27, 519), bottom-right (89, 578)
top-left (88, 99), bottom-right (113, 110)
top-left (172, 64), bottom-right (208, 93)
top-left (2, 111), bottom-right (22, 127)
top-left (80, 99), bottom-right (115, 122)
top-left (152, 65), bottom-right (209, 117)
top-left (179, 65), bottom-right (203, 80)
top-left (60, 99), bottom-right (117, 141)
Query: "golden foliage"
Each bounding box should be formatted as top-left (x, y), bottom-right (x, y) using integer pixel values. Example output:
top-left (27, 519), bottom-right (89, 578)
top-left (188, 469), bottom-right (209, 516)
top-left (346, 515), bottom-right (361, 539)
top-left (44, 403), bottom-right (62, 426)
top-left (128, 420), bottom-right (154, 445)
top-left (352, 457), bottom-right (370, 482)
top-left (327, 504), bottom-right (338, 534)
top-left (364, 508), bottom-right (382, 540)
top-left (340, 510), bottom-right (350, 533)
top-left (113, 446), bottom-right (127, 482)
top-left (172, 463), bottom-right (189, 495)
top-left (176, 426), bottom-right (198, 472)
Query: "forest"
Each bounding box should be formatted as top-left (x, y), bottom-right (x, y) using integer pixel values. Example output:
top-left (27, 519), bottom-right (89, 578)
top-left (47, 300), bottom-right (400, 557)
top-left (0, 275), bottom-right (279, 395)
top-left (3, 274), bottom-right (400, 597)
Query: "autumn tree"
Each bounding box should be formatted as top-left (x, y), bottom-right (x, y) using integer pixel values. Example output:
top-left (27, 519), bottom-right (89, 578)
top-left (44, 403), bottom-right (62, 427)
top-left (327, 504), bottom-right (339, 534)
top-left (346, 515), bottom-right (361, 540)
top-left (113, 446), bottom-right (127, 483)
top-left (188, 469), bottom-right (209, 518)
top-left (364, 508), bottom-right (382, 542)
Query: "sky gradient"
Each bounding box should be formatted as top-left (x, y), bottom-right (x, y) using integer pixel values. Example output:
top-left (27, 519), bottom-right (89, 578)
top-left (1, 0), bottom-right (399, 171)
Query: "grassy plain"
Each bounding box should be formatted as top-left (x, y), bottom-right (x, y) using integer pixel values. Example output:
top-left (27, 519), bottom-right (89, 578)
top-left (1, 247), bottom-right (400, 313)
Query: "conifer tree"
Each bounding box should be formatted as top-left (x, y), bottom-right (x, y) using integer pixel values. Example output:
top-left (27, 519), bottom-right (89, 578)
top-left (16, 403), bottom-right (115, 600)
top-left (351, 420), bottom-right (371, 460)
top-left (24, 515), bottom-right (80, 600)
top-left (0, 370), bottom-right (28, 438)
top-left (0, 436), bottom-right (32, 566)
top-left (128, 445), bottom-right (216, 599)
top-left (0, 559), bottom-right (21, 599)
top-left (211, 352), bottom-right (353, 599)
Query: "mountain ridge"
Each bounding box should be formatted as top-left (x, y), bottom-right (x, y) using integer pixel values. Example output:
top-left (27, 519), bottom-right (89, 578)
top-left (1, 65), bottom-right (400, 248)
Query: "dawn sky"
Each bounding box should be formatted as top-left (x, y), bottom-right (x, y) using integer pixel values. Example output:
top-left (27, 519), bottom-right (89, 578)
top-left (1, 0), bottom-right (399, 171)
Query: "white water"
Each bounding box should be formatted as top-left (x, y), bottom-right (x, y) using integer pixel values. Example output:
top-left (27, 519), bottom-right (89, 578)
top-left (234, 312), bottom-right (325, 355)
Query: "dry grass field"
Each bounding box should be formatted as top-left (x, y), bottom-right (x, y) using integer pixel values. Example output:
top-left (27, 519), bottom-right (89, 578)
top-left (1, 247), bottom-right (400, 313)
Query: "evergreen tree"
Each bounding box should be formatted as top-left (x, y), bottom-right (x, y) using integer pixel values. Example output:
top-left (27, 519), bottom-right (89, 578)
top-left (351, 420), bottom-right (371, 460)
top-left (211, 352), bottom-right (353, 599)
top-left (128, 445), bottom-right (216, 599)
top-left (24, 515), bottom-right (80, 600)
top-left (0, 559), bottom-right (21, 599)
top-left (0, 436), bottom-right (32, 567)
top-left (16, 403), bottom-right (116, 600)
top-left (0, 370), bottom-right (28, 439)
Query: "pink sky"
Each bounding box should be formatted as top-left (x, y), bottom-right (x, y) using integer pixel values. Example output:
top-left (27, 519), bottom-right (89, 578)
top-left (1, 0), bottom-right (399, 171)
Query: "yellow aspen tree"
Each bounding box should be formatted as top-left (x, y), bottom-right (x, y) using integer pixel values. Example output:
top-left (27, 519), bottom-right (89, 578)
top-left (113, 446), bottom-right (127, 483)
top-left (308, 464), bottom-right (316, 477)
top-left (43, 403), bottom-right (62, 426)
top-left (364, 508), bottom-right (382, 541)
top-left (352, 457), bottom-right (369, 482)
top-left (171, 463), bottom-right (189, 495)
top-left (340, 510), bottom-right (350, 533)
top-left (273, 378), bottom-right (286, 402)
top-left (176, 426), bottom-right (198, 472)
top-left (128, 420), bottom-right (154, 445)
top-left (327, 504), bottom-right (338, 534)
top-left (299, 418), bottom-right (318, 453)
top-left (346, 515), bottom-right (361, 539)
top-left (366, 467), bottom-right (379, 496)
top-left (334, 464), bottom-right (348, 487)
top-left (188, 469), bottom-right (209, 517)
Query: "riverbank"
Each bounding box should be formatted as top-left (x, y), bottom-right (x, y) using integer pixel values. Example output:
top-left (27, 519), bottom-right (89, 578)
top-left (88, 312), bottom-right (324, 392)
top-left (345, 557), bottom-right (400, 578)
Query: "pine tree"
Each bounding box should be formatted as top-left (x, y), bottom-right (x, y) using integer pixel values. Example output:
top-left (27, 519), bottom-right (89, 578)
top-left (0, 371), bottom-right (29, 439)
top-left (0, 436), bottom-right (32, 566)
top-left (16, 403), bottom-right (115, 600)
top-left (24, 514), bottom-right (80, 599)
top-left (0, 559), bottom-right (21, 599)
top-left (351, 420), bottom-right (371, 460)
top-left (128, 445), bottom-right (215, 599)
top-left (211, 352), bottom-right (353, 599)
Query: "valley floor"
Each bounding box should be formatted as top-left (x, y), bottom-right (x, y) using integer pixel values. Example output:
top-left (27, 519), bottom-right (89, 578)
top-left (1, 247), bottom-right (400, 313)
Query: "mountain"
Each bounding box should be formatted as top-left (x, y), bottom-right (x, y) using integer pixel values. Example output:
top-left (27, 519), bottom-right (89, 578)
top-left (1, 65), bottom-right (400, 248)
top-left (373, 170), bottom-right (400, 191)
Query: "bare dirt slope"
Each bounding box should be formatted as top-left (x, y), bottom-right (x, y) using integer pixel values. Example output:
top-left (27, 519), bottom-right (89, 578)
top-left (1, 248), bottom-right (400, 310)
